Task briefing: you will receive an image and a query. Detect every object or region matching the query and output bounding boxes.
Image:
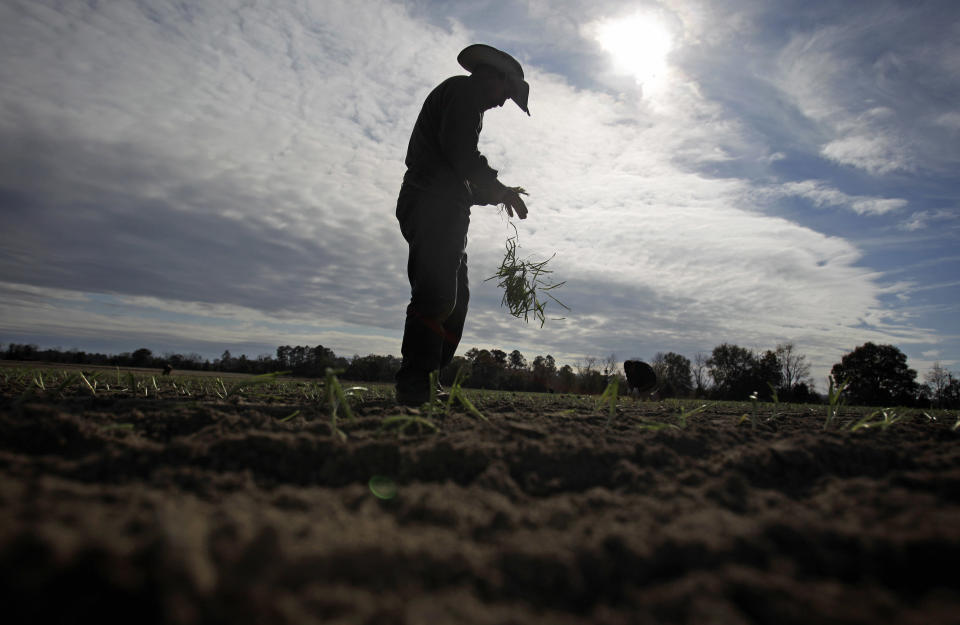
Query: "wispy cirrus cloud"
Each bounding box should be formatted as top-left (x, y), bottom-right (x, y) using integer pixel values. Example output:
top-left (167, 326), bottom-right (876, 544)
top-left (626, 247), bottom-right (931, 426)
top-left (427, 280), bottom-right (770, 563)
top-left (0, 0), bottom-right (957, 384)
top-left (899, 210), bottom-right (955, 232)
top-left (777, 180), bottom-right (908, 215)
top-left (772, 3), bottom-right (960, 176)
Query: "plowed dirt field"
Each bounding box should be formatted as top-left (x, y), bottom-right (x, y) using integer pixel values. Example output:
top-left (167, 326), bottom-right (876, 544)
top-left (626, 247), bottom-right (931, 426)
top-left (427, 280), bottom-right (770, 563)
top-left (1, 368), bottom-right (958, 624)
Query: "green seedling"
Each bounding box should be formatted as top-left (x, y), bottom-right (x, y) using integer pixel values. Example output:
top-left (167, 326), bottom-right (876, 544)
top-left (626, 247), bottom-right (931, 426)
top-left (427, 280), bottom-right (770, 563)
top-left (380, 414), bottom-right (439, 436)
top-left (446, 367), bottom-right (489, 423)
top-left (824, 376), bottom-right (846, 430)
top-left (78, 371), bottom-right (97, 395)
top-left (302, 381), bottom-right (324, 402)
top-left (597, 377), bottom-right (619, 426)
top-left (55, 373), bottom-right (79, 397)
top-left (485, 223), bottom-right (569, 327)
top-left (767, 383), bottom-right (780, 421)
top-left (213, 371), bottom-right (293, 400)
top-left (214, 377), bottom-right (229, 399)
top-left (848, 409), bottom-right (903, 432)
top-left (325, 368), bottom-right (357, 441)
top-left (279, 409), bottom-right (300, 423)
top-left (738, 392), bottom-right (760, 429)
top-left (674, 400), bottom-right (713, 428)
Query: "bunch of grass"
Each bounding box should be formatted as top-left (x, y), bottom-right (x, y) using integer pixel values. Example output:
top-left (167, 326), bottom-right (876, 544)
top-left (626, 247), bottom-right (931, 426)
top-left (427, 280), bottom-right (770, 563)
top-left (486, 223), bottom-right (569, 327)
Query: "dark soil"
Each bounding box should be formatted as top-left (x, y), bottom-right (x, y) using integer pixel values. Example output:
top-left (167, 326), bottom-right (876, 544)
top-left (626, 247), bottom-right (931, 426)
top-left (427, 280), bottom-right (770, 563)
top-left (1, 378), bottom-right (958, 624)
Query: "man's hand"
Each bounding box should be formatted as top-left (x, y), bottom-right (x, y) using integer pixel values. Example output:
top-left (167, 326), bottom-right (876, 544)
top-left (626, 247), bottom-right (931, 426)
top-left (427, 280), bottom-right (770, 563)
top-left (501, 186), bottom-right (528, 220)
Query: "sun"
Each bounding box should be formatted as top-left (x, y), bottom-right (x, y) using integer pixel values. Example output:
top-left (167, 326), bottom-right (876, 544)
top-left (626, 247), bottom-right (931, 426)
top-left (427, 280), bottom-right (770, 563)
top-left (594, 12), bottom-right (673, 88)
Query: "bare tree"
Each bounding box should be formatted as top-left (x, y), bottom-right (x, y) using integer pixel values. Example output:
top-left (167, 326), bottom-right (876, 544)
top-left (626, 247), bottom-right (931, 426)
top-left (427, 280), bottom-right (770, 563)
top-left (693, 352), bottom-right (710, 395)
top-left (575, 356), bottom-right (598, 377)
top-left (601, 353), bottom-right (618, 377)
top-left (651, 352), bottom-right (668, 387)
top-left (926, 362), bottom-right (951, 408)
top-left (776, 342), bottom-right (811, 389)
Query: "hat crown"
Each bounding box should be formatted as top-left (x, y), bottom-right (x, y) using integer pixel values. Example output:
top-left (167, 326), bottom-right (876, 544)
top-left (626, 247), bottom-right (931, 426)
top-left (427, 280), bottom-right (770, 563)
top-left (457, 44), bottom-right (524, 78)
top-left (457, 43), bottom-right (530, 116)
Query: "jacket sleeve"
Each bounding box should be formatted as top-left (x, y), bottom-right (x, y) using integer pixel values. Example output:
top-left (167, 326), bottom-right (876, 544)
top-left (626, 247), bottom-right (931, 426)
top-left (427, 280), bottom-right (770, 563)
top-left (439, 83), bottom-right (506, 205)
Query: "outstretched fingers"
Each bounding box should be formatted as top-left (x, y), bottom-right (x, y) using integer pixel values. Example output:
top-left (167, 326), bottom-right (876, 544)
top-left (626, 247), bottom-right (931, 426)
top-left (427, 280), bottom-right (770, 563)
top-left (504, 188), bottom-right (528, 220)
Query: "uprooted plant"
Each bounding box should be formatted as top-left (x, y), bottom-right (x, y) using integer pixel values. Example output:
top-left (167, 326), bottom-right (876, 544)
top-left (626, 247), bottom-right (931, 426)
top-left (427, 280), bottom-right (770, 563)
top-left (486, 221), bottom-right (569, 327)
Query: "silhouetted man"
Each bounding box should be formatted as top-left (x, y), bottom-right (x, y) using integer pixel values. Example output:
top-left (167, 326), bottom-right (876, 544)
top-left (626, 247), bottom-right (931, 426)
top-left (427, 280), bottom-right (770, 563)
top-left (395, 44), bottom-right (530, 406)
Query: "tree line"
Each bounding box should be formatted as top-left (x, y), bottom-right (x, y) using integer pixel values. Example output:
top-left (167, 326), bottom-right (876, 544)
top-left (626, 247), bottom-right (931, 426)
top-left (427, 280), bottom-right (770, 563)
top-left (2, 340), bottom-right (957, 408)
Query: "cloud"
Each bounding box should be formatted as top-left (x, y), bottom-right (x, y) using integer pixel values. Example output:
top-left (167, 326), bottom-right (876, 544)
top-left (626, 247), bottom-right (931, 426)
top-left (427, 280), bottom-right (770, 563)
top-left (0, 0), bottom-right (953, 386)
top-left (0, 282), bottom-right (403, 358)
top-left (772, 2), bottom-right (960, 176)
top-left (934, 112), bottom-right (960, 130)
top-left (899, 210), bottom-right (954, 232)
top-left (820, 134), bottom-right (910, 176)
top-left (777, 180), bottom-right (908, 215)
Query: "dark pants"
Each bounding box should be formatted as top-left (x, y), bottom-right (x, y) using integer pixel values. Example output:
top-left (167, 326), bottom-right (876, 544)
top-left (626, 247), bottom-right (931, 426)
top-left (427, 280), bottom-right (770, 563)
top-left (395, 184), bottom-right (470, 391)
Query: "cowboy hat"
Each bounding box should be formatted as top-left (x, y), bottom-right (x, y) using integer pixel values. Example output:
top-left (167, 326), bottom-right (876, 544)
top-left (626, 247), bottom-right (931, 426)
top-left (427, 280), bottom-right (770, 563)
top-left (457, 44), bottom-right (530, 116)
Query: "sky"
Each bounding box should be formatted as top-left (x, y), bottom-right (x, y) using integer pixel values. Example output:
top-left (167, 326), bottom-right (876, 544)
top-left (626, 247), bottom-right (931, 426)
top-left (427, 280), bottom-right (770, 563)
top-left (1, 0), bottom-right (958, 387)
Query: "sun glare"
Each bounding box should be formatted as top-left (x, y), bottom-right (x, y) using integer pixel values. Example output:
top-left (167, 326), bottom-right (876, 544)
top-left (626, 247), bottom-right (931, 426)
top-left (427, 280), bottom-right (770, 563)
top-left (594, 13), bottom-right (673, 88)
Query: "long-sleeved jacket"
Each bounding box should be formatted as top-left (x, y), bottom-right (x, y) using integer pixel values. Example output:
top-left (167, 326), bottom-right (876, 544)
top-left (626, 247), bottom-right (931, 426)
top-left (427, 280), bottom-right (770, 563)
top-left (402, 75), bottom-right (504, 206)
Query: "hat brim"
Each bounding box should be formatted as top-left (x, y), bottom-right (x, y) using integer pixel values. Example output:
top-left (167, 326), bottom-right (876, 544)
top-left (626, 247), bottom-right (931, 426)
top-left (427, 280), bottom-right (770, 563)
top-left (458, 44), bottom-right (530, 116)
top-left (508, 77), bottom-right (530, 116)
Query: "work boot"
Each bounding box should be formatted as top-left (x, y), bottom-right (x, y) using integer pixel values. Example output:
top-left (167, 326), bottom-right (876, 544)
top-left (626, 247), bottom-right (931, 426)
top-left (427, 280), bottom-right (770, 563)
top-left (395, 384), bottom-right (430, 407)
top-left (396, 380), bottom-right (450, 407)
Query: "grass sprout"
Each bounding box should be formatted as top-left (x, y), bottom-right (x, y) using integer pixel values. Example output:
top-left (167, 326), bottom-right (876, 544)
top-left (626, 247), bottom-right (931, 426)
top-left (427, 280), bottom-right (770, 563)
top-left (447, 368), bottom-right (489, 423)
top-left (673, 400), bottom-right (713, 428)
top-left (214, 371), bottom-right (291, 400)
top-left (768, 383), bottom-right (780, 421)
top-left (279, 409), bottom-right (300, 423)
top-left (848, 409), bottom-right (903, 432)
top-left (325, 368), bottom-right (356, 441)
top-left (381, 414), bottom-right (439, 436)
top-left (745, 391), bottom-right (760, 429)
top-left (55, 373), bottom-right (79, 397)
top-left (598, 377), bottom-right (619, 426)
top-left (78, 371), bottom-right (97, 395)
top-left (485, 223), bottom-right (569, 327)
top-left (824, 376), bottom-right (847, 430)
top-left (636, 420), bottom-right (681, 432)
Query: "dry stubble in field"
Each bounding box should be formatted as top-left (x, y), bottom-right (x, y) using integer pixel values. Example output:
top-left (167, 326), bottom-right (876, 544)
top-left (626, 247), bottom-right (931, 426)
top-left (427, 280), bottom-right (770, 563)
top-left (1, 366), bottom-right (958, 624)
